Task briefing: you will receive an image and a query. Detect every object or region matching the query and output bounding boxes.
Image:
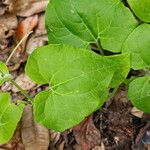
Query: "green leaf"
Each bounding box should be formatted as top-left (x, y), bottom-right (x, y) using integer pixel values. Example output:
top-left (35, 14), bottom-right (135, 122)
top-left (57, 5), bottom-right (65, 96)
top-left (127, 0), bottom-right (150, 23)
top-left (25, 44), bottom-right (130, 131)
top-left (0, 93), bottom-right (24, 144)
top-left (122, 24), bottom-right (150, 70)
top-left (46, 0), bottom-right (138, 52)
top-left (0, 61), bottom-right (11, 86)
top-left (128, 76), bottom-right (150, 112)
top-left (106, 53), bottom-right (130, 87)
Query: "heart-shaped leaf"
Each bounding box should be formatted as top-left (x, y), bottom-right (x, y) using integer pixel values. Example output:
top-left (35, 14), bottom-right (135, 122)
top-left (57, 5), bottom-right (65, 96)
top-left (122, 23), bottom-right (150, 70)
top-left (128, 76), bottom-right (150, 112)
top-left (0, 61), bottom-right (11, 86)
top-left (0, 93), bottom-right (24, 144)
top-left (25, 44), bottom-right (130, 131)
top-left (127, 0), bottom-right (150, 23)
top-left (46, 0), bottom-right (138, 52)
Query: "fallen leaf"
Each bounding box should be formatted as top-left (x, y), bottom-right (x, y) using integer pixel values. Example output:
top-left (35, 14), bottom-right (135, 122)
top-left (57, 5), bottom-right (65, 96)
top-left (92, 143), bottom-right (106, 150)
top-left (26, 14), bottom-right (48, 54)
top-left (35, 14), bottom-right (47, 36)
top-left (73, 115), bottom-right (101, 150)
top-left (21, 105), bottom-right (50, 150)
top-left (12, 73), bottom-right (36, 92)
top-left (26, 35), bottom-right (48, 54)
top-left (15, 15), bottom-right (38, 53)
top-left (0, 4), bottom-right (7, 16)
top-left (0, 13), bottom-right (18, 30)
top-left (49, 131), bottom-right (61, 149)
top-left (0, 24), bottom-right (14, 39)
top-left (131, 107), bottom-right (144, 118)
top-left (16, 0), bottom-right (48, 17)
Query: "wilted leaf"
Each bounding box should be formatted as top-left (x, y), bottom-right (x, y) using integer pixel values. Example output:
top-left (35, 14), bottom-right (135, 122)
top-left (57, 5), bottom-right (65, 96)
top-left (25, 44), bottom-right (130, 131)
top-left (122, 24), bottom-right (150, 70)
top-left (16, 15), bottom-right (38, 53)
top-left (16, 0), bottom-right (48, 17)
top-left (73, 115), bottom-right (101, 150)
top-left (46, 0), bottom-right (138, 52)
top-left (0, 93), bottom-right (24, 144)
top-left (127, 0), bottom-right (150, 23)
top-left (26, 14), bottom-right (48, 54)
top-left (21, 105), bottom-right (50, 150)
top-left (0, 13), bottom-right (18, 30)
top-left (128, 76), bottom-right (150, 112)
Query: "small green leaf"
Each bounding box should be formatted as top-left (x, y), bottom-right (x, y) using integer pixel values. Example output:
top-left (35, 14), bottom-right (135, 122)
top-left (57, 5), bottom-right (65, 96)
top-left (0, 93), bottom-right (24, 144)
top-left (127, 0), bottom-right (150, 23)
top-left (25, 44), bottom-right (130, 131)
top-left (122, 23), bottom-right (150, 70)
top-left (46, 0), bottom-right (138, 52)
top-left (0, 61), bottom-right (11, 86)
top-left (128, 76), bottom-right (150, 112)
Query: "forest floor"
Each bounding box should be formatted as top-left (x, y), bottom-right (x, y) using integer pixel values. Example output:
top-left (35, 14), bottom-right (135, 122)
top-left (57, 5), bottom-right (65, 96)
top-left (0, 0), bottom-right (150, 150)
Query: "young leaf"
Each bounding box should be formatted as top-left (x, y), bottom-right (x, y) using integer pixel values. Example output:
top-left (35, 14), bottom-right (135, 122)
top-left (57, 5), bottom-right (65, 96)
top-left (127, 0), bottom-right (150, 23)
top-left (25, 44), bottom-right (130, 131)
top-left (0, 61), bottom-right (11, 86)
top-left (0, 93), bottom-right (24, 144)
top-left (122, 24), bottom-right (150, 70)
top-left (128, 76), bottom-right (150, 112)
top-left (46, 0), bottom-right (138, 52)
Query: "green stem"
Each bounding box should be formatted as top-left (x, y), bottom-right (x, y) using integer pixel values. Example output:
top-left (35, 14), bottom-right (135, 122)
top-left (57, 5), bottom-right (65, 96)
top-left (96, 40), bottom-right (105, 56)
top-left (6, 31), bottom-right (33, 65)
top-left (10, 79), bottom-right (33, 102)
top-left (109, 85), bottom-right (119, 100)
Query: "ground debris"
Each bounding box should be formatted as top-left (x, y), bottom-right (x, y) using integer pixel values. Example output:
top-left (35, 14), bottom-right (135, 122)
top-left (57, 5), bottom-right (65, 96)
top-left (21, 105), bottom-right (50, 150)
top-left (73, 115), bottom-right (101, 150)
top-left (12, 73), bottom-right (36, 92)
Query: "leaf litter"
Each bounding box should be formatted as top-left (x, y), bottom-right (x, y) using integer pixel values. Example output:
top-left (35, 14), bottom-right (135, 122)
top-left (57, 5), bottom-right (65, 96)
top-left (0, 0), bottom-right (150, 149)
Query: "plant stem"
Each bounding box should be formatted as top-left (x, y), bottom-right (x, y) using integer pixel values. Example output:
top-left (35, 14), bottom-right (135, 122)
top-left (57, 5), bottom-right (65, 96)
top-left (6, 31), bottom-right (33, 65)
top-left (96, 40), bottom-right (105, 56)
top-left (10, 79), bottom-right (33, 102)
top-left (109, 85), bottom-right (119, 100)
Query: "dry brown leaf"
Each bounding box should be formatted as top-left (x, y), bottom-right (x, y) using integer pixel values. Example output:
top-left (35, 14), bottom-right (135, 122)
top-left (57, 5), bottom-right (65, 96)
top-left (92, 143), bottom-right (106, 150)
top-left (26, 14), bottom-right (48, 54)
top-left (0, 24), bottom-right (14, 39)
top-left (16, 0), bottom-right (48, 17)
top-left (131, 107), bottom-right (144, 118)
top-left (49, 131), bottom-right (61, 149)
top-left (0, 13), bottom-right (18, 30)
top-left (21, 105), bottom-right (50, 150)
top-left (12, 73), bottom-right (36, 92)
top-left (73, 115), bottom-right (101, 150)
top-left (35, 14), bottom-right (47, 36)
top-left (26, 35), bottom-right (47, 54)
top-left (15, 15), bottom-right (38, 53)
top-left (8, 0), bottom-right (30, 12)
top-left (0, 4), bottom-right (7, 16)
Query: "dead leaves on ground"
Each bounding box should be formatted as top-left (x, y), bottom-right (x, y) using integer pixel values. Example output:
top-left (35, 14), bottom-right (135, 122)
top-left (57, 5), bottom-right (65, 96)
top-left (0, 0), bottom-right (48, 70)
top-left (16, 15), bottom-right (38, 53)
top-left (0, 0), bottom-right (48, 17)
top-left (12, 73), bottom-right (36, 92)
top-left (0, 0), bottom-right (150, 149)
top-left (73, 115), bottom-right (101, 150)
top-left (21, 105), bottom-right (50, 150)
